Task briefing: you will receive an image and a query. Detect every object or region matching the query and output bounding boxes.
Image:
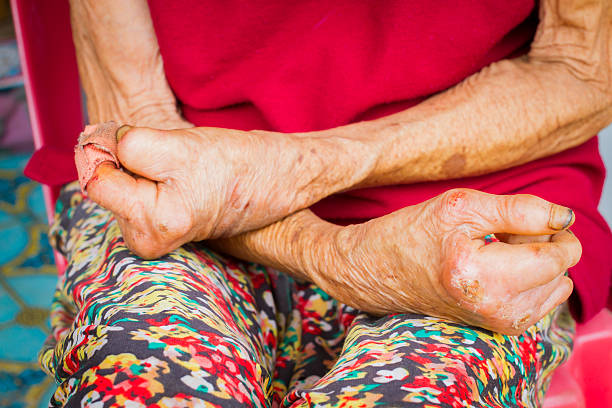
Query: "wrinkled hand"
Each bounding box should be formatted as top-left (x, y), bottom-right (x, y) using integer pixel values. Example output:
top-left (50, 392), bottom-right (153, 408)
top-left (87, 125), bottom-right (318, 259)
top-left (309, 189), bottom-right (581, 335)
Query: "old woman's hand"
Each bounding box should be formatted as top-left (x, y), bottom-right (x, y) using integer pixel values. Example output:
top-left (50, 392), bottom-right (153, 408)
top-left (306, 189), bottom-right (581, 335)
top-left (85, 125), bottom-right (356, 259)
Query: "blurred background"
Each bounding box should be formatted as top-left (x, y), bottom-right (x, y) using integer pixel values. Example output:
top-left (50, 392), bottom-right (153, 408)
top-left (0, 1), bottom-right (609, 407)
top-left (0, 0), bottom-right (57, 406)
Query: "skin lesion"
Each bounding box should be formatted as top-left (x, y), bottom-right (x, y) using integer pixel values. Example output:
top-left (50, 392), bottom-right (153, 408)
top-left (457, 278), bottom-right (484, 302)
top-left (512, 314), bottom-right (531, 331)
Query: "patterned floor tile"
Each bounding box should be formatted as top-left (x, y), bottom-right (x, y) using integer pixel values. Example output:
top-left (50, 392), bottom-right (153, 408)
top-left (0, 151), bottom-right (56, 407)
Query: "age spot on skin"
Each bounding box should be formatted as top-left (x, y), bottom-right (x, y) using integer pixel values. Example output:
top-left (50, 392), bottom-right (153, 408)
top-left (158, 223), bottom-right (168, 233)
top-left (442, 153), bottom-right (466, 178)
top-left (529, 243), bottom-right (543, 256)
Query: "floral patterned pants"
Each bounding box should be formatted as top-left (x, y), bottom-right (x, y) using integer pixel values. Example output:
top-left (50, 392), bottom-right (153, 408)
top-left (40, 183), bottom-right (575, 407)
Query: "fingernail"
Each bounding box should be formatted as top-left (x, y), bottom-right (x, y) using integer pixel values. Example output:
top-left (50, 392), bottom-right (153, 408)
top-left (548, 205), bottom-right (575, 230)
top-left (116, 125), bottom-right (132, 142)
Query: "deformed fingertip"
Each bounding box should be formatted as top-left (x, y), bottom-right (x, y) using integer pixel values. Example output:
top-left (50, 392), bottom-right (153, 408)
top-left (554, 277), bottom-right (573, 303)
top-left (116, 125), bottom-right (133, 142)
top-left (548, 205), bottom-right (575, 231)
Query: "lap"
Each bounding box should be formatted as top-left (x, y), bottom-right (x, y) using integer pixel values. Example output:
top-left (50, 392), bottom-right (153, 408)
top-left (45, 183), bottom-right (354, 406)
top-left (286, 306), bottom-right (574, 407)
top-left (43, 183), bottom-right (574, 407)
top-left (44, 183), bottom-right (284, 405)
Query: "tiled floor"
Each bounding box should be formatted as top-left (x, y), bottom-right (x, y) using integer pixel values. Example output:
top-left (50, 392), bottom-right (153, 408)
top-left (0, 152), bottom-right (56, 407)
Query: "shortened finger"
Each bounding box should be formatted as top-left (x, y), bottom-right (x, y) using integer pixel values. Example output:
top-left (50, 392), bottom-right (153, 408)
top-left (86, 162), bottom-right (155, 220)
top-left (507, 275), bottom-right (572, 334)
top-left (537, 277), bottom-right (573, 320)
top-left (478, 230), bottom-right (581, 291)
top-left (504, 274), bottom-right (567, 333)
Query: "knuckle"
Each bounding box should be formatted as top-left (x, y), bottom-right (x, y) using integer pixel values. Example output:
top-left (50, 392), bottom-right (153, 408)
top-left (121, 227), bottom-right (165, 260)
top-left (442, 261), bottom-right (490, 309)
top-left (176, 211), bottom-right (195, 236)
top-left (527, 241), bottom-right (566, 272)
top-left (499, 194), bottom-right (520, 217)
top-left (437, 188), bottom-right (473, 222)
top-left (475, 301), bottom-right (501, 321)
top-left (117, 128), bottom-right (143, 157)
top-left (526, 242), bottom-right (548, 260)
top-left (497, 194), bottom-right (530, 222)
top-left (122, 210), bottom-right (187, 260)
top-left (499, 193), bottom-right (541, 219)
top-left (156, 211), bottom-right (193, 241)
top-left (511, 318), bottom-right (532, 334)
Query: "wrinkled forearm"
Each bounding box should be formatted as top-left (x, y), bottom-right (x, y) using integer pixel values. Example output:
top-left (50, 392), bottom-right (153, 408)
top-left (69, 0), bottom-right (609, 274)
top-left (303, 0), bottom-right (612, 189)
top-left (320, 57), bottom-right (612, 187)
top-left (208, 209), bottom-right (341, 282)
top-left (69, 0), bottom-right (188, 128)
top-left (210, 0), bottom-right (612, 272)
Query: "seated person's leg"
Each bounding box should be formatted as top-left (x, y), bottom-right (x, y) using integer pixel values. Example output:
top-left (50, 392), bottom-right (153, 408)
top-left (284, 304), bottom-right (574, 407)
top-left (41, 182), bottom-right (284, 407)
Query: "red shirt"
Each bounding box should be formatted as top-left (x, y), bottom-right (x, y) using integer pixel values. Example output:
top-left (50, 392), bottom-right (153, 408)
top-left (26, 0), bottom-right (607, 322)
top-left (146, 0), bottom-right (612, 322)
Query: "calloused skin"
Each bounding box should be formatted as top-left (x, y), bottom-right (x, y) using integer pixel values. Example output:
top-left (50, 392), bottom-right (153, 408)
top-left (70, 0), bottom-right (610, 334)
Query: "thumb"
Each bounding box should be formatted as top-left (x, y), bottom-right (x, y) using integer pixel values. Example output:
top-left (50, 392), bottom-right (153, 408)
top-left (480, 194), bottom-right (576, 235)
top-left (85, 162), bottom-right (155, 220)
top-left (449, 190), bottom-right (575, 236)
top-left (116, 125), bottom-right (179, 181)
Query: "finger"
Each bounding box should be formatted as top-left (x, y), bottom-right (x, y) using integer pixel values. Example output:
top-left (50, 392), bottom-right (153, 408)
top-left (495, 233), bottom-right (552, 244)
top-left (478, 230), bottom-right (581, 290)
top-left (504, 275), bottom-right (571, 334)
top-left (87, 162), bottom-right (156, 220)
top-left (116, 126), bottom-right (183, 181)
top-left (454, 190), bottom-right (575, 235)
top-left (537, 276), bottom-right (573, 320)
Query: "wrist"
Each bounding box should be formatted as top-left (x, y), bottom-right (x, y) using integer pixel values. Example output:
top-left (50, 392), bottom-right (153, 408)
top-left (304, 223), bottom-right (351, 298)
top-left (88, 90), bottom-right (191, 130)
top-left (209, 209), bottom-right (342, 283)
top-left (121, 90), bottom-right (190, 128)
top-left (289, 125), bottom-right (381, 199)
top-left (294, 214), bottom-right (345, 283)
top-left (262, 209), bottom-right (344, 283)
